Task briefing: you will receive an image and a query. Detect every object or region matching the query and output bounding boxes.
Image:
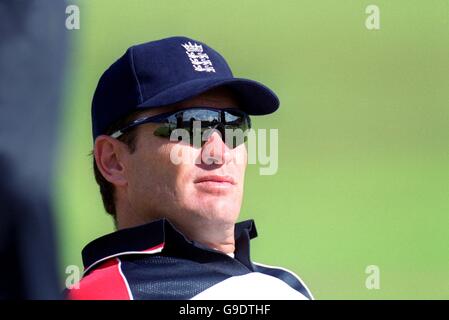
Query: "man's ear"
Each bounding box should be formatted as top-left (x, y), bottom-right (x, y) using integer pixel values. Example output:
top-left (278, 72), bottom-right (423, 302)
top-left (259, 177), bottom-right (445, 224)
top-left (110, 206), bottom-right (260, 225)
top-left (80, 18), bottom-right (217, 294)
top-left (94, 135), bottom-right (129, 187)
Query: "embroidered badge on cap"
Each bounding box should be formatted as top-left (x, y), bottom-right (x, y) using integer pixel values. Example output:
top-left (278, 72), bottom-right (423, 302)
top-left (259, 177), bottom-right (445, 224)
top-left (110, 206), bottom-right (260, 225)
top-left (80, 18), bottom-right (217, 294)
top-left (181, 42), bottom-right (216, 73)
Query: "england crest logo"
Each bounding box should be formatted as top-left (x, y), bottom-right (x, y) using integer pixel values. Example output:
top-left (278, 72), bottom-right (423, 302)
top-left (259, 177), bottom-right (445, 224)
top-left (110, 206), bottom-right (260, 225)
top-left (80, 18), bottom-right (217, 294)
top-left (181, 42), bottom-right (216, 73)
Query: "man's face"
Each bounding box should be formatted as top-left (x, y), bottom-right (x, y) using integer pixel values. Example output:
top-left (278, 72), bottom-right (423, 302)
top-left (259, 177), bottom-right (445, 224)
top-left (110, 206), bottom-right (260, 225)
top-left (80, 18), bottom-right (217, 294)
top-left (122, 88), bottom-right (247, 229)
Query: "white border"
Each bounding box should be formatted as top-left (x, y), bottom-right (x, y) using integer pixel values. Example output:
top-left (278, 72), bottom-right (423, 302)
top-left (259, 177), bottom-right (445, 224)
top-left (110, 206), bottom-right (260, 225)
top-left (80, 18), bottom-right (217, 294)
top-left (253, 262), bottom-right (315, 300)
top-left (83, 244), bottom-right (164, 276)
top-left (117, 257), bottom-right (134, 300)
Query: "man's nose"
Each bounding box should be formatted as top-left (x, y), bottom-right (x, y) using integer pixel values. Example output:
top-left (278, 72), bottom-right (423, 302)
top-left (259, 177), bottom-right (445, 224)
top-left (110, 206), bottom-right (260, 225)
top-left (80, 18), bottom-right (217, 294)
top-left (201, 130), bottom-right (231, 165)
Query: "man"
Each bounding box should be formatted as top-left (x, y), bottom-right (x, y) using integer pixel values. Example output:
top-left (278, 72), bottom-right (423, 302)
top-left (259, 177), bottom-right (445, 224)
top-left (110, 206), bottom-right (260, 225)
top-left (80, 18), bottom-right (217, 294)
top-left (67, 36), bottom-right (313, 300)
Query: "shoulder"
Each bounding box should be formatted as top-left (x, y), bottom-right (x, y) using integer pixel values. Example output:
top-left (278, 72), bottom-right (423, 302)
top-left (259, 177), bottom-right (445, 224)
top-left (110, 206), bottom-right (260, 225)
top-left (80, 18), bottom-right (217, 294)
top-left (66, 258), bottom-right (132, 300)
top-left (252, 261), bottom-right (314, 300)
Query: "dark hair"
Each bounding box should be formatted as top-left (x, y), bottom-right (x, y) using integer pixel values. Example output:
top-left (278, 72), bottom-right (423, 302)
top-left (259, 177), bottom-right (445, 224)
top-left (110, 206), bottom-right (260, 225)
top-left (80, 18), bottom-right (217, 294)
top-left (92, 112), bottom-right (141, 219)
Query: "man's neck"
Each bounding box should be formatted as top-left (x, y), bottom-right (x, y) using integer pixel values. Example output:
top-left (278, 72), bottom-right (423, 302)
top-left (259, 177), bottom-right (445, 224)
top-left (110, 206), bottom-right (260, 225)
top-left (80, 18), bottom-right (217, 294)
top-left (115, 200), bottom-right (237, 255)
top-left (173, 219), bottom-right (236, 255)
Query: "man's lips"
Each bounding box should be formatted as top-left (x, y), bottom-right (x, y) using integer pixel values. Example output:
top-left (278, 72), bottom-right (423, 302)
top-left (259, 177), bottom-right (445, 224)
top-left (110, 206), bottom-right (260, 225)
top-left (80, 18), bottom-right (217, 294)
top-left (194, 175), bottom-right (236, 185)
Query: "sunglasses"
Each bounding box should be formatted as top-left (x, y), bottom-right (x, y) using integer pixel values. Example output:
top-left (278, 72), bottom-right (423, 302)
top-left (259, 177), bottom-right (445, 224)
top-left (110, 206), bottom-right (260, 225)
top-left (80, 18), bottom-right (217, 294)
top-left (110, 107), bottom-right (252, 148)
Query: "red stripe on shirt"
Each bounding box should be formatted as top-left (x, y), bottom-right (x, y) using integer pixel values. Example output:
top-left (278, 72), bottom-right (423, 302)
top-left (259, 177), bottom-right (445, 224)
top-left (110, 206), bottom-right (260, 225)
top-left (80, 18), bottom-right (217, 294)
top-left (67, 258), bottom-right (130, 300)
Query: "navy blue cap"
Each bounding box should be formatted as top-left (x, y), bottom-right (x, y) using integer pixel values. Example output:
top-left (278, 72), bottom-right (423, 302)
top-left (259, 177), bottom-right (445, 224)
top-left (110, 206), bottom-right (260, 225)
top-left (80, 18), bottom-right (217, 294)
top-left (92, 36), bottom-right (279, 139)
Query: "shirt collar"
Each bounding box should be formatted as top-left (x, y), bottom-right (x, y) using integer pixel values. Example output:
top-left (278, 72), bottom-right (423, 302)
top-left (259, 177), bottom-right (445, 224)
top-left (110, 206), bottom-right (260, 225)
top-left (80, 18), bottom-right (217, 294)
top-left (82, 218), bottom-right (258, 273)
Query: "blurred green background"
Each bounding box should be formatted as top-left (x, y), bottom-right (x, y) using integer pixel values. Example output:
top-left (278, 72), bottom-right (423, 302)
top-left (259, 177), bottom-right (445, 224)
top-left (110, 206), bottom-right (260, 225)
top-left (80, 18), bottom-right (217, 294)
top-left (55, 0), bottom-right (449, 299)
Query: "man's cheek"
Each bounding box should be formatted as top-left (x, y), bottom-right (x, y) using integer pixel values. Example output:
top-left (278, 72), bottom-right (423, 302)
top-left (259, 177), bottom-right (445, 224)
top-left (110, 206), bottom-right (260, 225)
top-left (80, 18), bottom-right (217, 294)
top-left (234, 150), bottom-right (247, 181)
top-left (175, 166), bottom-right (194, 192)
top-left (232, 145), bottom-right (247, 167)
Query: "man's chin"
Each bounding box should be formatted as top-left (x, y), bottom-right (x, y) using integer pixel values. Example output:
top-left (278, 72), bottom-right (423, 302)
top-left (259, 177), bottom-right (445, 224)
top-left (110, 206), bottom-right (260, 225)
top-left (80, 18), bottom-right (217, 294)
top-left (184, 206), bottom-right (240, 225)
